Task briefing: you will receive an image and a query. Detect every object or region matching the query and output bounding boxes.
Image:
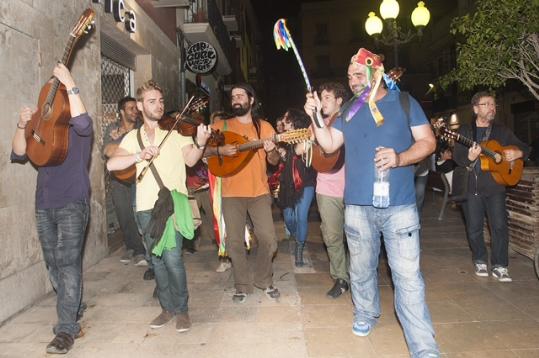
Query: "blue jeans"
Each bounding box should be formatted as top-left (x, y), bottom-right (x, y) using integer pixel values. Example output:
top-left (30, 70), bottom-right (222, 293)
top-left (283, 186), bottom-right (315, 244)
top-left (345, 204), bottom-right (439, 358)
top-left (137, 210), bottom-right (188, 313)
top-left (461, 192), bottom-right (508, 267)
top-left (36, 200), bottom-right (89, 337)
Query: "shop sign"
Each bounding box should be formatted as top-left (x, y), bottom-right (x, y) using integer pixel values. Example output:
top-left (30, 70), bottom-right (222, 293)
top-left (92, 0), bottom-right (136, 33)
top-left (186, 41), bottom-right (217, 74)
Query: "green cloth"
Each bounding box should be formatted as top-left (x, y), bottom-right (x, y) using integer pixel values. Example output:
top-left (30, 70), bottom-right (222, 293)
top-left (152, 190), bottom-right (195, 257)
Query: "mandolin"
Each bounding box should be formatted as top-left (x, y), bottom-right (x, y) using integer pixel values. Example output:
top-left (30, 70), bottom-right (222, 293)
top-left (207, 128), bottom-right (311, 177)
top-left (435, 120), bottom-right (523, 186)
top-left (311, 112), bottom-right (344, 173)
top-left (25, 9), bottom-right (95, 167)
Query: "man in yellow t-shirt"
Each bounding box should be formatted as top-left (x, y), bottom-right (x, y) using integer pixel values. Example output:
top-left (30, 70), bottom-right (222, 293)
top-left (207, 83), bottom-right (281, 303)
top-left (107, 80), bottom-right (211, 333)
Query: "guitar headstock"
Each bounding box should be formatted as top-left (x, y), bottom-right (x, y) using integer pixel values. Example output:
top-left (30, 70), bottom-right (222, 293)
top-left (278, 128), bottom-right (311, 144)
top-left (188, 97), bottom-right (209, 113)
top-left (70, 8), bottom-right (96, 39)
top-left (432, 119), bottom-right (459, 142)
top-left (387, 67), bottom-right (405, 82)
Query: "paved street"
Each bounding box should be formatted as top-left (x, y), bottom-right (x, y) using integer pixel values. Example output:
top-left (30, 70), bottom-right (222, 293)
top-left (1, 194), bottom-right (539, 358)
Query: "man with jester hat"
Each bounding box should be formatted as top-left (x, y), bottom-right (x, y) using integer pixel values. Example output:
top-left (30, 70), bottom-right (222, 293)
top-left (305, 48), bottom-right (440, 357)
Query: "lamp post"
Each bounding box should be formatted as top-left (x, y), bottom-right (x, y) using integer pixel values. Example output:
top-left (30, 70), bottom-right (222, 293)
top-left (365, 0), bottom-right (430, 67)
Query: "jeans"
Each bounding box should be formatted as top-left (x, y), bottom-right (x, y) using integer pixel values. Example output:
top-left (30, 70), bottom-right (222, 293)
top-left (461, 192), bottom-right (508, 267)
top-left (111, 180), bottom-right (145, 256)
top-left (346, 204), bottom-right (439, 358)
top-left (283, 186), bottom-right (315, 244)
top-left (137, 210), bottom-right (188, 313)
top-left (36, 199), bottom-right (89, 337)
top-left (317, 193), bottom-right (348, 282)
top-left (415, 174), bottom-right (428, 214)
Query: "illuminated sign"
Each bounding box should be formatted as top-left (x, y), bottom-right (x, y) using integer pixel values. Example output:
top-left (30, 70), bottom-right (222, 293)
top-left (92, 0), bottom-right (136, 33)
top-left (186, 41), bottom-right (217, 74)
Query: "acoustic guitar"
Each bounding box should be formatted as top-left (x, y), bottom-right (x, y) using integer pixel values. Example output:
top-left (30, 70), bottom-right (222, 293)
top-left (435, 121), bottom-right (523, 186)
top-left (111, 97), bottom-right (210, 183)
top-left (207, 128), bottom-right (311, 177)
top-left (25, 9), bottom-right (95, 166)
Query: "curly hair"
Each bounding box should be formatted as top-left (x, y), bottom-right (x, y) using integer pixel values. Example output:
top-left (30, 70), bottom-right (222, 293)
top-left (284, 108), bottom-right (310, 130)
top-left (318, 82), bottom-right (349, 102)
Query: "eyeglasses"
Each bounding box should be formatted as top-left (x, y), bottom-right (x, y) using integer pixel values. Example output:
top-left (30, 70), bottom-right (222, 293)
top-left (476, 103), bottom-right (497, 108)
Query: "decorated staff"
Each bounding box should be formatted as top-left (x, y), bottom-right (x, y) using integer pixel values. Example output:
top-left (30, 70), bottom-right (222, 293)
top-left (273, 18), bottom-right (325, 128)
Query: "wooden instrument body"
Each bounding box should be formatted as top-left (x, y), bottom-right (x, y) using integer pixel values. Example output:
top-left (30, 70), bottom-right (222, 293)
top-left (111, 165), bottom-right (136, 183)
top-left (207, 131), bottom-right (255, 177)
top-left (25, 83), bottom-right (71, 166)
top-left (479, 140), bottom-right (523, 186)
top-left (311, 144), bottom-right (344, 173)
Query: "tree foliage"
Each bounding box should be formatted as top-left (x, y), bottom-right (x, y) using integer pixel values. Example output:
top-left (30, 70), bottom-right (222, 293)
top-left (440, 0), bottom-right (539, 100)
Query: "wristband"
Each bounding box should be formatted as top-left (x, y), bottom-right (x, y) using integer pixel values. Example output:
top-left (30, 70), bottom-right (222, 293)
top-left (67, 87), bottom-right (80, 95)
top-left (17, 123), bottom-right (27, 129)
top-left (135, 152), bottom-right (143, 163)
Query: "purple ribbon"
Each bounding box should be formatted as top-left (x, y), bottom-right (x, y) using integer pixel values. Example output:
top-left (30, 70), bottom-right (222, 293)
top-left (344, 88), bottom-right (371, 122)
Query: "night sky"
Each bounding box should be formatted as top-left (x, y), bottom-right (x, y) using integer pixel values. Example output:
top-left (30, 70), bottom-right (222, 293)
top-left (251, 0), bottom-right (320, 121)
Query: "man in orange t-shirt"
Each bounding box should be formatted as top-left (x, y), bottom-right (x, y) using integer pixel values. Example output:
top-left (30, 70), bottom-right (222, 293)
top-left (207, 83), bottom-right (281, 303)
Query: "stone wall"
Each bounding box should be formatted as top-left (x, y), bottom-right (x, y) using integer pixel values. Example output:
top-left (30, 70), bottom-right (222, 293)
top-left (0, 0), bottom-right (180, 324)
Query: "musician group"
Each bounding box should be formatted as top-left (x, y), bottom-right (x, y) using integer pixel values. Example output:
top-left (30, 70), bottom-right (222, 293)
top-left (11, 45), bottom-right (529, 356)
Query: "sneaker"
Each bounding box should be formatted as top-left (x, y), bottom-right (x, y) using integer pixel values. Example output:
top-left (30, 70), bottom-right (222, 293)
top-left (176, 313), bottom-right (192, 333)
top-left (133, 254), bottom-right (148, 266)
top-left (326, 279), bottom-right (349, 299)
top-left (216, 261), bottom-right (232, 273)
top-left (120, 249), bottom-right (134, 264)
top-left (263, 286), bottom-right (280, 300)
top-left (232, 291), bottom-right (248, 304)
top-left (143, 268), bottom-right (155, 281)
top-left (492, 267), bottom-right (512, 282)
top-left (149, 310), bottom-right (174, 329)
top-left (352, 321), bottom-right (371, 337)
top-left (46, 332), bottom-right (74, 354)
top-left (474, 263), bottom-right (489, 277)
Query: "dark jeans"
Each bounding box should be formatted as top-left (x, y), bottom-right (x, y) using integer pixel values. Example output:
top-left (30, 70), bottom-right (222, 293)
top-left (137, 210), bottom-right (188, 313)
top-left (111, 180), bottom-right (145, 256)
top-left (461, 192), bottom-right (509, 267)
top-left (36, 200), bottom-right (89, 337)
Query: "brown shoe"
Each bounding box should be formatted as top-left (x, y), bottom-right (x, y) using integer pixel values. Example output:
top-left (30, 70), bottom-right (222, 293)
top-left (46, 332), bottom-right (74, 354)
top-left (176, 312), bottom-right (191, 333)
top-left (149, 310), bottom-right (174, 329)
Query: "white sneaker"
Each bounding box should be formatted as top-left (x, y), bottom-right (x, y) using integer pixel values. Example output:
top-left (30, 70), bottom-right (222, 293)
top-left (215, 261), bottom-right (231, 273)
top-left (133, 255), bottom-right (148, 267)
top-left (492, 267), bottom-right (512, 282)
top-left (474, 263), bottom-right (488, 277)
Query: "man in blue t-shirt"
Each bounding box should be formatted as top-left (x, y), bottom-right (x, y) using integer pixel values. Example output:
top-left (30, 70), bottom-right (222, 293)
top-left (305, 48), bottom-right (439, 358)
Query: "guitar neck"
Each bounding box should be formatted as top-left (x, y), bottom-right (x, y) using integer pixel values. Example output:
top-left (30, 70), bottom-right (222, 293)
top-left (237, 134), bottom-right (277, 152)
top-left (45, 35), bottom-right (77, 106)
top-left (451, 131), bottom-right (497, 160)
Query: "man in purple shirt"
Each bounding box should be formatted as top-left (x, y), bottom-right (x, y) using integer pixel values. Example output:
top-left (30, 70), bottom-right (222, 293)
top-left (11, 64), bottom-right (92, 355)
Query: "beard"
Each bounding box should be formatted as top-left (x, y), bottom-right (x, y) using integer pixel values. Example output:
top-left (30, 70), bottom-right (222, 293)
top-left (231, 102), bottom-right (251, 117)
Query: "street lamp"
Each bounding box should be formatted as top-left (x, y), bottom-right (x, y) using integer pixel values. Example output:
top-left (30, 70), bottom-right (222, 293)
top-left (365, 0), bottom-right (430, 67)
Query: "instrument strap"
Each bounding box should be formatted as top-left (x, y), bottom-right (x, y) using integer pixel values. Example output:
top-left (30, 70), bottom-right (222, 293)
top-left (137, 127), bottom-right (166, 189)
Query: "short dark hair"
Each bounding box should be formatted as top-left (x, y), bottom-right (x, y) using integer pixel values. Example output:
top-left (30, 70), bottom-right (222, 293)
top-left (117, 96), bottom-right (136, 112)
top-left (471, 91), bottom-right (495, 106)
top-left (318, 82), bottom-right (349, 102)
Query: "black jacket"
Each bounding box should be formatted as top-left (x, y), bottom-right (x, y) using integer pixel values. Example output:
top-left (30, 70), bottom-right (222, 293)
top-left (453, 122), bottom-right (529, 196)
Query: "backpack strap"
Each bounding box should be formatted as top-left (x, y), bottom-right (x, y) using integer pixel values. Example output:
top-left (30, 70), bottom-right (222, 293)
top-left (399, 91), bottom-right (411, 127)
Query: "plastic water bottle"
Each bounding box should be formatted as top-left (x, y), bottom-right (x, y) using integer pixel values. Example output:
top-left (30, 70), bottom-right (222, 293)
top-left (373, 162), bottom-right (390, 208)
